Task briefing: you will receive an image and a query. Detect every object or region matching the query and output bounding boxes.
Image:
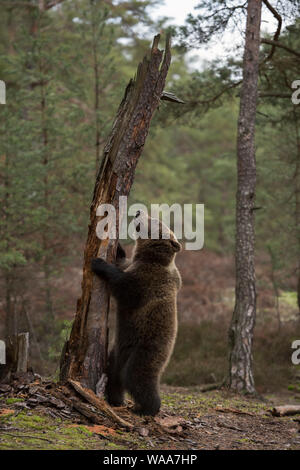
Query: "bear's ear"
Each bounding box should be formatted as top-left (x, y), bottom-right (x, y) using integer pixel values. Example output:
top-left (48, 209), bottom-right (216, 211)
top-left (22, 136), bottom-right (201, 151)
top-left (170, 240), bottom-right (181, 252)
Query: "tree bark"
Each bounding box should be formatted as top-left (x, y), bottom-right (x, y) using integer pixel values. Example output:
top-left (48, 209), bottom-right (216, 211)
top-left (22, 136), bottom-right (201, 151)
top-left (60, 34), bottom-right (171, 391)
top-left (0, 332), bottom-right (29, 382)
top-left (228, 0), bottom-right (262, 394)
top-left (16, 332), bottom-right (29, 373)
top-left (293, 110), bottom-right (300, 315)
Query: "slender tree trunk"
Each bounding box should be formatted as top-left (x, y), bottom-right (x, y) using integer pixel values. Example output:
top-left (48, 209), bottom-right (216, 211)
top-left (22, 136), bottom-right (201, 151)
top-left (293, 111), bottom-right (300, 315)
top-left (3, 155), bottom-right (18, 344)
top-left (228, 0), bottom-right (262, 394)
top-left (1, 11), bottom-right (25, 379)
top-left (267, 246), bottom-right (281, 332)
top-left (23, 304), bottom-right (44, 366)
top-left (37, 18), bottom-right (55, 329)
top-left (60, 35), bottom-right (171, 391)
top-left (90, 2), bottom-right (101, 172)
top-left (3, 152), bottom-right (14, 341)
top-left (7, 9), bottom-right (16, 56)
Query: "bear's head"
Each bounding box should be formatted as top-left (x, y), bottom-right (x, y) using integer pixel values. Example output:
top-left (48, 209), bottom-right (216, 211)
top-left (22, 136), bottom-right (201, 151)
top-left (132, 210), bottom-right (181, 265)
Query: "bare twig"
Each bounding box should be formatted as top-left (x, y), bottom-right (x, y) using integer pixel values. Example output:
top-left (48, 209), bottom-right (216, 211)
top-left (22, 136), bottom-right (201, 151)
top-left (262, 0), bottom-right (282, 63)
top-left (216, 421), bottom-right (245, 433)
top-left (191, 80), bottom-right (242, 108)
top-left (258, 92), bottom-right (291, 98)
top-left (261, 38), bottom-right (300, 59)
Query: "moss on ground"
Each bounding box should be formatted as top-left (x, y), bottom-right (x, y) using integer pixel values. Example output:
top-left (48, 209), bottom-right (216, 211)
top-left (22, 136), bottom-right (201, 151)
top-left (0, 410), bottom-right (112, 450)
top-left (5, 398), bottom-right (24, 405)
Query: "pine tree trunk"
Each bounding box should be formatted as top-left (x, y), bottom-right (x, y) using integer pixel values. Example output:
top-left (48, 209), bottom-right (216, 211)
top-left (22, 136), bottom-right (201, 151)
top-left (228, 0), bottom-right (262, 394)
top-left (60, 35), bottom-right (171, 391)
top-left (294, 111), bottom-right (300, 315)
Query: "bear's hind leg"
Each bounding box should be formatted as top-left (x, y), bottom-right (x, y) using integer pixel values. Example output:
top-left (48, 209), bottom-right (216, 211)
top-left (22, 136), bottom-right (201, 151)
top-left (124, 353), bottom-right (161, 416)
top-left (105, 349), bottom-right (125, 407)
top-left (131, 381), bottom-right (161, 416)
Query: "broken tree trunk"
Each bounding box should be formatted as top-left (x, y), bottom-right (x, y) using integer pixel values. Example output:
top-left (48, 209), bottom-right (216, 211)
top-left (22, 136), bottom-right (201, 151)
top-left (60, 34), bottom-right (171, 391)
top-left (0, 332), bottom-right (30, 382)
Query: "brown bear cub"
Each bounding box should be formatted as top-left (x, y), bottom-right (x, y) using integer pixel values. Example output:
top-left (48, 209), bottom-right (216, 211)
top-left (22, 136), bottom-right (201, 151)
top-left (91, 210), bottom-right (182, 416)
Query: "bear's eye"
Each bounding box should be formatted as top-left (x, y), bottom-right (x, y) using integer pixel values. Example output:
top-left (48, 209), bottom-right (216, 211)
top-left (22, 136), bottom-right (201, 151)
top-left (135, 210), bottom-right (140, 218)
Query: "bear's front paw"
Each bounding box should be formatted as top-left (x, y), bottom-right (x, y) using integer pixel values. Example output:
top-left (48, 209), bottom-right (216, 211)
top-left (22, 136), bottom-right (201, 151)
top-left (91, 257), bottom-right (106, 274)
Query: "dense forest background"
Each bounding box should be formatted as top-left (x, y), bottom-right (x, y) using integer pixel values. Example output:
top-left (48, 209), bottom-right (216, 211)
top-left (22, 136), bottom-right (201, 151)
top-left (0, 0), bottom-right (300, 394)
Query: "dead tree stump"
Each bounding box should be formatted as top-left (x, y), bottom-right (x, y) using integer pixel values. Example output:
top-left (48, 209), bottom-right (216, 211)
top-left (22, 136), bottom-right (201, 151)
top-left (60, 34), bottom-right (172, 391)
top-left (0, 332), bottom-right (29, 383)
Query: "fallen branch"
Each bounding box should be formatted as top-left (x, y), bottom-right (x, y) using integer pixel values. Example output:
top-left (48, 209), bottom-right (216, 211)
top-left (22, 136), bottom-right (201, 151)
top-left (51, 389), bottom-right (105, 425)
top-left (271, 405), bottom-right (300, 417)
top-left (198, 382), bottom-right (224, 392)
top-left (216, 421), bottom-right (245, 433)
top-left (68, 379), bottom-right (133, 430)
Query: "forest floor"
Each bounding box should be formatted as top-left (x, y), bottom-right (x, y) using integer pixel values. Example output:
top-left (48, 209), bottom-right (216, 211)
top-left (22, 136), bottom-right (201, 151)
top-left (1, 382), bottom-right (300, 450)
